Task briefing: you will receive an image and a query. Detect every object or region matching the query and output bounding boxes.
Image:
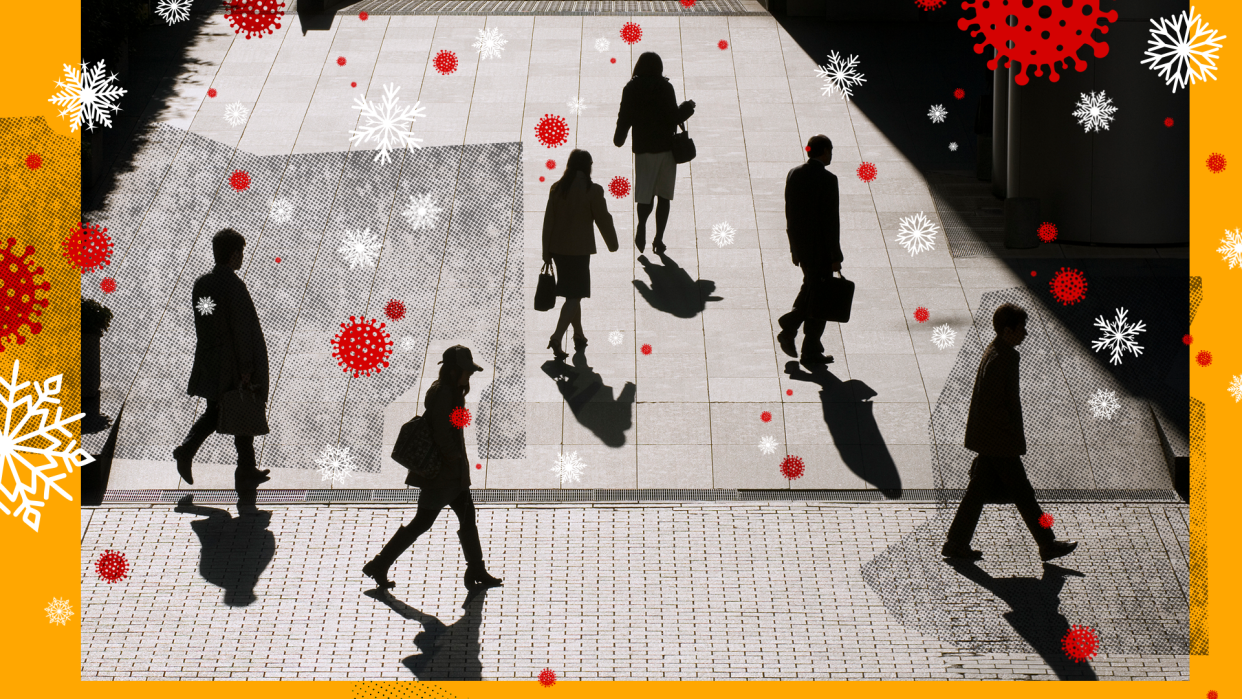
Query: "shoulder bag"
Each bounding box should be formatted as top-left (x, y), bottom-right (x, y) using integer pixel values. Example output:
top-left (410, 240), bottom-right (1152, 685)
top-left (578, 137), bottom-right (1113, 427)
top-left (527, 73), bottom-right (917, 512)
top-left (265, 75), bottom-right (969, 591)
top-left (534, 261), bottom-right (557, 311)
top-left (806, 270), bottom-right (856, 323)
top-left (392, 414), bottom-right (442, 480)
top-left (217, 387), bottom-right (270, 436)
top-left (672, 122), bottom-right (696, 164)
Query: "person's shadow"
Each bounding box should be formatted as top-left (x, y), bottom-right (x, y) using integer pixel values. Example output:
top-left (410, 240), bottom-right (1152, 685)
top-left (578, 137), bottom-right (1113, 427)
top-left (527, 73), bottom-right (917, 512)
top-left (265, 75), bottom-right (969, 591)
top-left (365, 588), bottom-right (491, 681)
top-left (786, 361), bottom-right (903, 496)
top-left (947, 560), bottom-right (1098, 680)
top-left (634, 252), bottom-right (723, 318)
top-left (542, 353), bottom-right (636, 448)
top-left (174, 495), bottom-right (275, 607)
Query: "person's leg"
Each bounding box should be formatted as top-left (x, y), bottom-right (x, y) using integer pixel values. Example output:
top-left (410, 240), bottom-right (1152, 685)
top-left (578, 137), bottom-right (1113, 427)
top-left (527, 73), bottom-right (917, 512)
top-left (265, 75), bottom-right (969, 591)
top-left (995, 457), bottom-right (1057, 547)
top-left (636, 201), bottom-right (654, 251)
top-left (945, 459), bottom-right (993, 547)
top-left (778, 269), bottom-right (814, 337)
top-left (801, 318), bottom-right (828, 358)
top-left (232, 435), bottom-right (268, 492)
top-left (568, 297), bottom-right (584, 340)
top-left (652, 196), bottom-right (671, 243)
top-left (178, 400), bottom-right (221, 455)
top-left (364, 489), bottom-right (449, 582)
top-left (552, 297), bottom-right (573, 345)
top-left (450, 490), bottom-right (502, 588)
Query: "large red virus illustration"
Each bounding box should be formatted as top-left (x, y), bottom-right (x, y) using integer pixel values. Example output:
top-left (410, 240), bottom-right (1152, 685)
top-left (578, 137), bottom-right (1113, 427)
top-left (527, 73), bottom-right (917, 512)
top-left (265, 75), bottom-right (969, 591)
top-left (1037, 222), bottom-right (1058, 243)
top-left (1207, 153), bottom-right (1227, 173)
top-left (916, 0), bottom-right (946, 11)
top-left (957, 0), bottom-right (1118, 85)
top-left (0, 238), bottom-right (50, 352)
top-left (621, 22), bottom-right (642, 44)
top-left (1196, 350), bottom-right (1212, 367)
top-left (608, 176), bottom-right (631, 199)
top-left (450, 406), bottom-right (472, 429)
top-left (913, 307), bottom-right (930, 323)
top-left (538, 668), bottom-right (557, 687)
top-left (1061, 625), bottom-right (1099, 662)
top-left (535, 114), bottom-right (569, 148)
top-left (857, 162), bottom-right (877, 182)
top-left (719, 40), bottom-right (729, 50)
top-left (101, 277), bottom-right (116, 293)
top-left (1039, 513), bottom-right (1054, 529)
top-left (1164, 117), bottom-right (1174, 128)
top-left (229, 170), bottom-right (251, 191)
top-left (1049, 267), bottom-right (1088, 306)
top-left (953, 87), bottom-right (965, 99)
top-left (330, 316), bottom-right (394, 378)
top-left (61, 222), bottom-right (114, 274)
top-left (25, 153), bottom-right (42, 169)
top-left (223, 0), bottom-right (285, 40)
top-left (384, 299), bottom-right (406, 321)
top-left (780, 455), bottom-right (805, 480)
top-left (95, 550), bottom-right (129, 583)
top-left (434, 50), bottom-right (459, 75)
top-left (760, 411), bottom-right (772, 423)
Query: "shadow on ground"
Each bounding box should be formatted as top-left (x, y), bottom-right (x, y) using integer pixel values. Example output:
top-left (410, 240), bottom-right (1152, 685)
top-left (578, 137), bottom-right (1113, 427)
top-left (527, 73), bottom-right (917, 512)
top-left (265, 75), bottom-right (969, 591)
top-left (366, 588), bottom-right (490, 681)
top-left (174, 494), bottom-right (275, 607)
top-left (634, 252), bottom-right (723, 319)
top-left (542, 354), bottom-right (636, 448)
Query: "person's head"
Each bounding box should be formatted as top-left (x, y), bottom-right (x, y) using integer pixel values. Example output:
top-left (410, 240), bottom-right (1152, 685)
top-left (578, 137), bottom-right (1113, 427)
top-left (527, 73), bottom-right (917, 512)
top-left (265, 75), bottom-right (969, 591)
top-left (807, 134), bottom-right (833, 165)
top-left (554, 149), bottom-right (593, 199)
top-left (632, 52), bottom-right (663, 79)
top-left (992, 302), bottom-right (1029, 347)
top-left (212, 228), bottom-right (246, 270)
top-left (437, 344), bottom-right (484, 389)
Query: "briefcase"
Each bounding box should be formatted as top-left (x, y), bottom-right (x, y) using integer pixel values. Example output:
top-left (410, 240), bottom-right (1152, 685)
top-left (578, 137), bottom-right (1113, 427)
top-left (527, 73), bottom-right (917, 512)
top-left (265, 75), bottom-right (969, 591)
top-left (806, 271), bottom-right (855, 323)
top-left (672, 122), bottom-right (696, 164)
top-left (392, 414), bottom-right (442, 481)
top-left (534, 261), bottom-right (556, 312)
top-left (217, 387), bottom-right (270, 436)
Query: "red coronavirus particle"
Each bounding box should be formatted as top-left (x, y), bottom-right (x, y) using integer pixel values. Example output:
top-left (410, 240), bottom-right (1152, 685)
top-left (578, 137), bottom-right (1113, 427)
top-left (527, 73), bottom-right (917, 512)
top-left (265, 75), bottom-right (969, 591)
top-left (1164, 117), bottom-right (1174, 128)
top-left (719, 40), bottom-right (729, 50)
top-left (1196, 350), bottom-right (1212, 367)
top-left (641, 343), bottom-right (652, 355)
top-left (535, 114), bottom-right (569, 148)
top-left (359, 10), bottom-right (368, 19)
top-left (275, 257), bottom-right (281, 263)
top-left (450, 406), bottom-right (472, 429)
top-left (780, 455), bottom-right (805, 480)
top-left (1030, 270), bottom-right (1037, 277)
top-left (1039, 513), bottom-right (1054, 528)
top-left (330, 316), bottom-right (394, 378)
top-left (384, 299), bottom-right (406, 321)
top-left (95, 550), bottom-right (129, 583)
top-left (337, 56), bottom-right (347, 66)
top-left (608, 176), bottom-right (631, 199)
top-left (916, 0), bottom-right (946, 10)
top-left (1049, 267), bottom-right (1088, 306)
top-left (476, 463), bottom-right (482, 469)
top-left (434, 50), bottom-right (459, 75)
top-left (914, 306), bottom-right (930, 323)
top-left (25, 153), bottom-right (42, 169)
top-left (760, 411), bottom-right (772, 423)
top-left (0, 238), bottom-right (51, 352)
top-left (857, 162), bottom-right (877, 182)
top-left (207, 88), bottom-right (218, 98)
top-left (621, 22), bottom-right (642, 44)
top-left (681, 0), bottom-right (695, 6)
top-left (787, 389), bottom-right (793, 396)
top-left (546, 159), bottom-right (556, 170)
top-left (351, 81), bottom-right (357, 87)
top-left (953, 87), bottom-right (965, 99)
top-left (60, 222), bottom-right (114, 274)
top-left (229, 170), bottom-right (251, 191)
top-left (610, 57), bottom-right (617, 64)
top-left (223, 0), bottom-right (285, 40)
top-left (1037, 222), bottom-right (1058, 243)
top-left (538, 668), bottom-right (557, 687)
top-left (101, 277), bottom-right (116, 293)
top-left (1183, 334), bottom-right (1193, 345)
top-left (1208, 692), bottom-right (1218, 699)
top-left (958, 0), bottom-right (1117, 85)
top-left (539, 176), bottom-right (545, 182)
top-left (1207, 152), bottom-right (1227, 173)
top-left (1061, 625), bottom-right (1099, 662)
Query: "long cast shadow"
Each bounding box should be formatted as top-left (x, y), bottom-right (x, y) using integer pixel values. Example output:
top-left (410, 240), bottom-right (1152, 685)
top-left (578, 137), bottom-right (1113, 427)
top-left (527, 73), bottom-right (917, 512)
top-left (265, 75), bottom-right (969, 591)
top-left (365, 588), bottom-right (491, 681)
top-left (633, 252), bottom-right (723, 319)
top-left (542, 354), bottom-right (636, 448)
top-left (174, 495), bottom-right (275, 607)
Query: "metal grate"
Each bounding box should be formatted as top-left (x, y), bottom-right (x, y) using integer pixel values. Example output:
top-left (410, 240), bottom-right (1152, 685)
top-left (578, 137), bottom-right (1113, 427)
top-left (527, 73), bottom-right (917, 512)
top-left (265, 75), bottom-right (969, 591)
top-left (234, 0), bottom-right (770, 16)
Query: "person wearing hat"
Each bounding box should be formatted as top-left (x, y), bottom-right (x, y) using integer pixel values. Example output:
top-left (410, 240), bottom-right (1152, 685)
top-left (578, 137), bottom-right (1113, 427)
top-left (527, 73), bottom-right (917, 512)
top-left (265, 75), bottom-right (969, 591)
top-left (363, 345), bottom-right (503, 592)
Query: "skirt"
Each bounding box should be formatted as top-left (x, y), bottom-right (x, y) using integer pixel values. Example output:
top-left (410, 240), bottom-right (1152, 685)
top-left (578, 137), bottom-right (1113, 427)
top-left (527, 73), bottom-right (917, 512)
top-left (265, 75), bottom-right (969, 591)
top-left (552, 254), bottom-right (591, 298)
top-left (634, 151), bottom-right (676, 204)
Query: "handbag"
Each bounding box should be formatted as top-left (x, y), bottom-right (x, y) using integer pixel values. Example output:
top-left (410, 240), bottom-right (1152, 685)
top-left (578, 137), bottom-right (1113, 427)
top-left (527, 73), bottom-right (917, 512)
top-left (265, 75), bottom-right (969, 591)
top-left (391, 414), bottom-right (442, 481)
top-left (672, 122), bottom-right (696, 164)
top-left (217, 387), bottom-right (270, 436)
top-left (805, 270), bottom-right (856, 323)
top-left (534, 261), bottom-right (557, 312)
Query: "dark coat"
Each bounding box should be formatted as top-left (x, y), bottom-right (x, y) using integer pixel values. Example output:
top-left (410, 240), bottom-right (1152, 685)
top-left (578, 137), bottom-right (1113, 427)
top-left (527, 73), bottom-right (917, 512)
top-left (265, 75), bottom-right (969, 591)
top-left (404, 379), bottom-right (472, 496)
top-left (542, 172), bottom-right (620, 258)
top-left (963, 339), bottom-right (1027, 457)
top-left (187, 264), bottom-right (269, 402)
top-left (784, 159), bottom-right (843, 271)
top-left (613, 75), bottom-right (695, 154)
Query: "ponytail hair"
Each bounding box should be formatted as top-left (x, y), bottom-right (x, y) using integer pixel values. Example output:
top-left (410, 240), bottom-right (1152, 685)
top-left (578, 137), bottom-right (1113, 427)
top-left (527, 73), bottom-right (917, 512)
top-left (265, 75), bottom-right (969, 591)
top-left (553, 149), bottom-right (593, 200)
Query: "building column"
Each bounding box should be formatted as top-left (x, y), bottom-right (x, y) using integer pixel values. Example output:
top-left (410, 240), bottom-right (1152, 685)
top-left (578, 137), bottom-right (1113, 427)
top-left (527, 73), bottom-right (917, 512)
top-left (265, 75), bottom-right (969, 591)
top-left (991, 48), bottom-right (1008, 199)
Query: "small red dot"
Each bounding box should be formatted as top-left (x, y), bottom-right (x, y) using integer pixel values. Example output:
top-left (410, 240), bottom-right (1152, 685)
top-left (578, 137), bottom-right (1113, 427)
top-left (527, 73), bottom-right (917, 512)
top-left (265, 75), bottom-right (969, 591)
top-left (953, 88), bottom-right (965, 100)
top-left (805, 145), bottom-right (811, 152)
top-left (476, 463), bottom-right (482, 469)
top-left (786, 389), bottom-right (793, 396)
top-left (913, 306), bottom-right (930, 323)
top-left (275, 257), bottom-right (281, 263)
top-left (359, 10), bottom-right (368, 19)
top-left (207, 88), bottom-right (217, 98)
top-left (337, 56), bottom-right (347, 66)
top-left (1183, 334), bottom-right (1193, 345)
top-left (539, 176), bottom-right (545, 182)
top-left (760, 411), bottom-right (772, 422)
top-left (641, 343), bottom-right (652, 355)
top-left (351, 81), bottom-right (357, 87)
top-left (546, 159), bottom-right (556, 169)
top-left (1164, 117), bottom-right (1174, 127)
top-left (1207, 691), bottom-right (1218, 699)
top-left (101, 277), bottom-right (116, 293)
top-left (718, 40), bottom-right (729, 50)
top-left (1039, 513), bottom-right (1054, 528)
top-left (1030, 270), bottom-right (1037, 277)
top-left (1196, 350), bottom-right (1212, 367)
top-left (611, 58), bottom-right (616, 64)
top-left (25, 153), bottom-right (42, 169)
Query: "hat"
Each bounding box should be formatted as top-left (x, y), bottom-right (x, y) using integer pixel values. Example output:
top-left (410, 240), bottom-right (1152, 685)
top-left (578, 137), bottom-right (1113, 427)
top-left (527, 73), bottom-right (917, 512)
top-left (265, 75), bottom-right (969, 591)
top-left (437, 344), bottom-right (484, 373)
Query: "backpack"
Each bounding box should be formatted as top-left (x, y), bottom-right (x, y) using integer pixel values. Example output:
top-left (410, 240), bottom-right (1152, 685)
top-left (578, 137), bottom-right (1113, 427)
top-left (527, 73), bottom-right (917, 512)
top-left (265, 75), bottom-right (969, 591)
top-left (391, 414), bottom-right (442, 481)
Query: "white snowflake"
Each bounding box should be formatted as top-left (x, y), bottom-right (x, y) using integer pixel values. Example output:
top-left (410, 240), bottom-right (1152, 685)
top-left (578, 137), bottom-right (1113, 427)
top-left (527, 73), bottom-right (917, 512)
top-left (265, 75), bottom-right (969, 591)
top-left (711, 222), bottom-right (736, 248)
top-left (815, 51), bottom-right (867, 101)
top-left (1091, 307), bottom-right (1147, 366)
top-left (269, 197), bottom-right (294, 224)
top-left (195, 296), bottom-right (216, 316)
top-left (223, 101), bottom-right (249, 128)
top-left (758, 435), bottom-right (779, 455)
top-left (402, 193), bottom-right (443, 231)
top-left (1087, 388), bottom-right (1121, 420)
top-left (608, 330), bottom-right (624, 346)
top-left (930, 324), bottom-right (957, 350)
top-left (567, 96), bottom-right (590, 115)
top-left (1230, 375), bottom-right (1242, 403)
top-left (473, 27), bottom-right (508, 60)
top-left (350, 83), bottom-right (427, 166)
top-left (1141, 6), bottom-right (1226, 93)
top-left (1072, 90), bottom-right (1118, 133)
top-left (928, 104), bottom-right (948, 123)
top-left (155, 0), bottom-right (192, 24)
top-left (47, 61), bottom-right (128, 133)
top-left (45, 597), bottom-right (74, 626)
top-left (896, 212), bottom-right (939, 256)
top-left (338, 228), bottom-right (382, 269)
top-left (595, 37), bottom-right (611, 53)
top-left (0, 360), bottom-right (93, 533)
top-left (948, 142), bottom-right (959, 152)
top-left (552, 450), bottom-right (586, 484)
top-left (1216, 229), bottom-right (1242, 269)
top-left (315, 445), bottom-right (356, 485)
top-left (400, 335), bottom-right (418, 352)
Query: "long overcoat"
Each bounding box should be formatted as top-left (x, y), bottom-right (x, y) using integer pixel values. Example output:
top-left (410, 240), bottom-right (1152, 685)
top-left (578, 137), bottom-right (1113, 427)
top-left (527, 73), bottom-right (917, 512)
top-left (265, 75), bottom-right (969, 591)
top-left (542, 172), bottom-right (620, 258)
top-left (187, 265), bottom-right (270, 403)
top-left (963, 339), bottom-right (1027, 457)
top-left (613, 75), bottom-right (696, 154)
top-left (404, 379), bottom-right (472, 498)
top-left (784, 158), bottom-right (843, 272)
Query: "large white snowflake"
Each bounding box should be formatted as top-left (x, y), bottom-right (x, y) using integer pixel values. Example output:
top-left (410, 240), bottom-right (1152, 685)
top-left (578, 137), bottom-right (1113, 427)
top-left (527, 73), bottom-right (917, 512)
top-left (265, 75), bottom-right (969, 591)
top-left (948, 142), bottom-right (959, 152)
top-left (223, 101), bottom-right (249, 128)
top-left (815, 51), bottom-right (866, 101)
top-left (608, 330), bottom-right (624, 346)
top-left (338, 228), bottom-right (382, 268)
top-left (552, 451), bottom-right (586, 484)
top-left (1072, 91), bottom-right (1118, 133)
top-left (155, 0), bottom-right (192, 24)
top-left (758, 436), bottom-right (779, 455)
top-left (567, 96), bottom-right (590, 115)
top-left (711, 222), bottom-right (736, 248)
top-left (473, 27), bottom-right (508, 60)
top-left (595, 37), bottom-right (611, 53)
top-left (316, 444), bottom-right (356, 485)
top-left (350, 83), bottom-right (427, 165)
top-left (1141, 6), bottom-right (1226, 93)
top-left (1230, 375), bottom-right (1242, 403)
top-left (1087, 388), bottom-right (1121, 420)
top-left (896, 212), bottom-right (938, 256)
top-left (0, 360), bottom-right (93, 533)
top-left (1216, 228), bottom-right (1242, 269)
top-left (1091, 307), bottom-right (1146, 366)
top-left (931, 324), bottom-right (957, 350)
top-left (47, 61), bottom-right (127, 133)
top-left (45, 597), bottom-right (74, 626)
top-left (928, 104), bottom-right (948, 123)
top-left (402, 193), bottom-right (443, 231)
top-left (269, 197), bottom-right (294, 224)
top-left (195, 296), bottom-right (216, 316)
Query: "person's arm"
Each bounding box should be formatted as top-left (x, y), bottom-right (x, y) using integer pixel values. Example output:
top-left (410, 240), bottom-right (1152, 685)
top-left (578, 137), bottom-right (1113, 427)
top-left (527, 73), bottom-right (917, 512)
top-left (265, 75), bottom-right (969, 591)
top-left (785, 169), bottom-right (806, 265)
top-left (426, 383), bottom-right (465, 461)
top-left (590, 184), bottom-right (619, 252)
top-left (825, 172), bottom-right (843, 269)
top-left (542, 189), bottom-right (557, 262)
top-left (614, 85), bottom-right (632, 148)
top-left (226, 279), bottom-right (256, 386)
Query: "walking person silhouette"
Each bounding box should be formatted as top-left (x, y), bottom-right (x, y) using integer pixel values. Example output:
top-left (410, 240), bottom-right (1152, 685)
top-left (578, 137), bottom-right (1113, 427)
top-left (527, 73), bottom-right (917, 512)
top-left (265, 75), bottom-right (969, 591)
top-left (364, 345), bottom-right (503, 593)
top-left (174, 228), bottom-right (271, 496)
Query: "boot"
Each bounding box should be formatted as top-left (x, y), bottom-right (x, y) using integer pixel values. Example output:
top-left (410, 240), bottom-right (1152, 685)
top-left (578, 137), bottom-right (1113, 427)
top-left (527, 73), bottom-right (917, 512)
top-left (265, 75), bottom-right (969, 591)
top-left (363, 524), bottom-right (420, 590)
top-left (458, 529), bottom-right (503, 591)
